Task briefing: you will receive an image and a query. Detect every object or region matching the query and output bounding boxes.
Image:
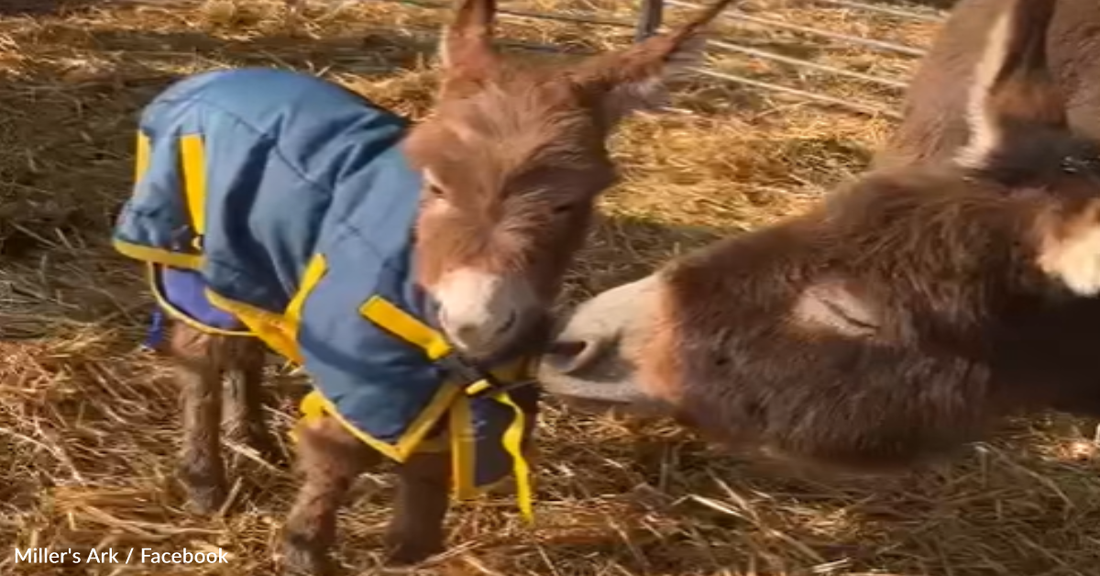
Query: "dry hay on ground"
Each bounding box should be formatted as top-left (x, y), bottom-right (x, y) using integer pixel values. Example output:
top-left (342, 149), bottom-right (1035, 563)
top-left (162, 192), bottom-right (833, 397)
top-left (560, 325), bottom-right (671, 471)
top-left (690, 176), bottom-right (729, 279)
top-left (1, 0), bottom-right (1099, 575)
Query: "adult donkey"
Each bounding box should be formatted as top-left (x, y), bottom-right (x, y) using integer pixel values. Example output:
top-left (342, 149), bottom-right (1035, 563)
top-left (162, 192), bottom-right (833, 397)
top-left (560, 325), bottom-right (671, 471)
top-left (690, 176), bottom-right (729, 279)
top-left (110, 0), bottom-right (737, 571)
top-left (536, 0), bottom-right (1100, 474)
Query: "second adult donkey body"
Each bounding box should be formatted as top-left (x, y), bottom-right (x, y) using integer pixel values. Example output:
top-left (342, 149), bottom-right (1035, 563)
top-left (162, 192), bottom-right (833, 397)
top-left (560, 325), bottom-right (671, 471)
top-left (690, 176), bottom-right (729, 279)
top-left (877, 0), bottom-right (1100, 168)
top-left (111, 0), bottom-right (738, 572)
top-left (536, 0), bottom-right (1100, 471)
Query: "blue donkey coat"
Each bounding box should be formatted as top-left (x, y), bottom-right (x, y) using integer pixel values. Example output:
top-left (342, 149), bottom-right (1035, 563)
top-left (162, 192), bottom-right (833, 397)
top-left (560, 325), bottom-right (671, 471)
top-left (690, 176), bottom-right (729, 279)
top-left (112, 68), bottom-right (539, 509)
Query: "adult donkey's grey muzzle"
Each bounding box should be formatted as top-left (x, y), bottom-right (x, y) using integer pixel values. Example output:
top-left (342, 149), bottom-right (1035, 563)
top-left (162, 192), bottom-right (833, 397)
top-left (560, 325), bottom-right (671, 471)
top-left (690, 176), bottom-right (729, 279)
top-left (537, 274), bottom-right (664, 408)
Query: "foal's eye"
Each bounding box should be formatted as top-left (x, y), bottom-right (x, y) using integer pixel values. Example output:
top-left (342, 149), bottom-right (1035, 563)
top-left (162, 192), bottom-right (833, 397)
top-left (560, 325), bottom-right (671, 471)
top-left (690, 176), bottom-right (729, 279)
top-left (427, 184), bottom-right (446, 198)
top-left (552, 203), bottom-right (576, 215)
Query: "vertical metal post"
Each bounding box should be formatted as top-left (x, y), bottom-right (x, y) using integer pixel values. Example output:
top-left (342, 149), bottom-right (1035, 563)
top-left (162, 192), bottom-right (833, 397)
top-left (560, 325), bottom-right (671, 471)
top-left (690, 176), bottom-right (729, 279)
top-left (635, 0), bottom-right (664, 42)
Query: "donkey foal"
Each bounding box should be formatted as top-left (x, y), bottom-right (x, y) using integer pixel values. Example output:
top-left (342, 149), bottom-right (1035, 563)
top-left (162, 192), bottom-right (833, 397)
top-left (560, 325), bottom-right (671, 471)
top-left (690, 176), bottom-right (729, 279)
top-left (113, 0), bottom-right (740, 572)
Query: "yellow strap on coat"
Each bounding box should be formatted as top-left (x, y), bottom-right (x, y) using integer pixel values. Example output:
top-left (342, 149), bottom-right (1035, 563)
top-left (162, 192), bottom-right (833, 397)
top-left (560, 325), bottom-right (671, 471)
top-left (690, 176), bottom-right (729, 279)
top-left (290, 389), bottom-right (330, 444)
top-left (135, 131), bottom-right (151, 183)
top-left (493, 391), bottom-right (534, 521)
top-left (360, 296), bottom-right (452, 361)
top-left (360, 295), bottom-right (535, 522)
top-left (179, 134), bottom-right (207, 236)
top-left (286, 254), bottom-right (328, 327)
top-left (114, 131), bottom-right (205, 270)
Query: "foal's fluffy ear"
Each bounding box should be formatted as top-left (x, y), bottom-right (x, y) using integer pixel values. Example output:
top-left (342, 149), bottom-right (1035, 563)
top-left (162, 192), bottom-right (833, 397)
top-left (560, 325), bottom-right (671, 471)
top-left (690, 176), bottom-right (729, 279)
top-left (955, 0), bottom-right (1065, 169)
top-left (571, 0), bottom-right (738, 123)
top-left (438, 0), bottom-right (500, 98)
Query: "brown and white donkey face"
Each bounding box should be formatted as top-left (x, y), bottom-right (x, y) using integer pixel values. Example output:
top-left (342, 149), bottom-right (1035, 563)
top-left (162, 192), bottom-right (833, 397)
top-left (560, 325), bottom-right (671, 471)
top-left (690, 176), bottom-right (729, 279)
top-left (538, 0), bottom-right (1100, 419)
top-left (402, 0), bottom-right (738, 359)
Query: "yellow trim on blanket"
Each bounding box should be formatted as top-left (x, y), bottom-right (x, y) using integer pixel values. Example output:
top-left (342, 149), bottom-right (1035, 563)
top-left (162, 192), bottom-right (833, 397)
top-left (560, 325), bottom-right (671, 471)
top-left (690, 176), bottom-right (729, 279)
top-left (206, 290), bottom-right (303, 365)
top-left (146, 263), bottom-right (253, 338)
top-left (179, 134), bottom-right (207, 236)
top-left (294, 384), bottom-right (461, 461)
top-left (202, 252), bottom-right (330, 365)
top-left (114, 239), bottom-right (203, 270)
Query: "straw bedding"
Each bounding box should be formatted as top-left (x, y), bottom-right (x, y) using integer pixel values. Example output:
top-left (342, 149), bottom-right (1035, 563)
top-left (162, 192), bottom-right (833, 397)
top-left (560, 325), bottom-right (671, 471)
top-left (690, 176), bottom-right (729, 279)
top-left (2, 0), bottom-right (1099, 574)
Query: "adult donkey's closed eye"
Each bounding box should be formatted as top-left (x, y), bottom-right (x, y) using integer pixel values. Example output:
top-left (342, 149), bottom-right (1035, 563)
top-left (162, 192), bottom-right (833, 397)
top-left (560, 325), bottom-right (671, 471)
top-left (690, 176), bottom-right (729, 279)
top-left (111, 0), bottom-right (739, 572)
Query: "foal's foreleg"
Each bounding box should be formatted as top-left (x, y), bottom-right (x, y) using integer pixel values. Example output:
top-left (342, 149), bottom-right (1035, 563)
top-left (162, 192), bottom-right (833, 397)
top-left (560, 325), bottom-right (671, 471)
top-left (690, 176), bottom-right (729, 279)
top-left (284, 415), bottom-right (381, 575)
top-left (385, 450), bottom-right (452, 565)
top-left (171, 322), bottom-right (231, 513)
top-left (224, 337), bottom-right (284, 465)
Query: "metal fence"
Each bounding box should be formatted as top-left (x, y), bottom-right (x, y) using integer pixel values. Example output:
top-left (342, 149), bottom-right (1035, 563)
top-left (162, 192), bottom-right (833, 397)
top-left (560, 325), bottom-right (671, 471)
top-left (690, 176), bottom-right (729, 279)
top-left (101, 0), bottom-right (948, 117)
top-left (342, 0), bottom-right (947, 119)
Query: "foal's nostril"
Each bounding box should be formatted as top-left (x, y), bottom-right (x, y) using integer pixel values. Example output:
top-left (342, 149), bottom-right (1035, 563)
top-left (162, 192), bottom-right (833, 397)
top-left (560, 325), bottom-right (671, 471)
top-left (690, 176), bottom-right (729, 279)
top-left (454, 322), bottom-right (482, 347)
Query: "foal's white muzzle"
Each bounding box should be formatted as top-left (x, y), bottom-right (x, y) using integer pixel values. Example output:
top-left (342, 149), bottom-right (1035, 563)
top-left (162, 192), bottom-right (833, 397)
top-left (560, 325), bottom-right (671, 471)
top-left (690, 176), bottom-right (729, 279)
top-left (434, 268), bottom-right (539, 357)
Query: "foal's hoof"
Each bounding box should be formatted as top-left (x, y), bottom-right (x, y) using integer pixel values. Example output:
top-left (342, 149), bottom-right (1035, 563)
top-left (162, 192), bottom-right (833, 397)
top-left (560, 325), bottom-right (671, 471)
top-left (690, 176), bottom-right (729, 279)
top-left (283, 536), bottom-right (335, 576)
top-left (383, 539), bottom-right (444, 566)
top-left (186, 482), bottom-right (228, 515)
top-left (180, 466), bottom-right (228, 514)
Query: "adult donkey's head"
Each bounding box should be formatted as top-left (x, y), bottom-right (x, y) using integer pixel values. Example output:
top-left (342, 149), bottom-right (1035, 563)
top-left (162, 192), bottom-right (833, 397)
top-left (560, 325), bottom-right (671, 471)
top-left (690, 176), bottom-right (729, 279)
top-left (403, 0), bottom-right (736, 359)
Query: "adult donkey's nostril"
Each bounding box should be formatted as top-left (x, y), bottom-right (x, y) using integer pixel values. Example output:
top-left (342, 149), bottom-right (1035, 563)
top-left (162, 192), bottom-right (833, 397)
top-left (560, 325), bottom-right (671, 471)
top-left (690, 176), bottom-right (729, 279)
top-left (544, 338), bottom-right (603, 375)
top-left (547, 339), bottom-right (586, 358)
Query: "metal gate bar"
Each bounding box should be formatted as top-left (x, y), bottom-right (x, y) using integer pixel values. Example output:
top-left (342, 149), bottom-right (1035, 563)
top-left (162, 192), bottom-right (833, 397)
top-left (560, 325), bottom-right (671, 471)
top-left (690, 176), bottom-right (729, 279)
top-left (813, 0), bottom-right (944, 23)
top-left (393, 0), bottom-right (908, 89)
top-left (707, 37), bottom-right (907, 89)
top-left (320, 0), bottom-right (935, 118)
top-left (636, 0), bottom-right (664, 41)
top-left (666, 0), bottom-right (926, 57)
top-left (691, 67), bottom-right (901, 118)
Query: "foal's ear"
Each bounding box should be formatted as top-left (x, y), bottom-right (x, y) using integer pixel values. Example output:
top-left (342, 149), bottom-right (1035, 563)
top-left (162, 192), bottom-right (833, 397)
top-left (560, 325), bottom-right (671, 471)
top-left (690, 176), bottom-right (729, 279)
top-left (439, 0), bottom-right (500, 98)
top-left (956, 0), bottom-right (1065, 169)
top-left (571, 0), bottom-right (738, 123)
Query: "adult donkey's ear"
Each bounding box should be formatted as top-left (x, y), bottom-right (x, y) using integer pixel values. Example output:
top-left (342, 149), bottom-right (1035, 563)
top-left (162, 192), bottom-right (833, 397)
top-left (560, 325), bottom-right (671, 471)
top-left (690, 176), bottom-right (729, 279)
top-left (571, 0), bottom-right (738, 125)
top-left (439, 0), bottom-right (501, 98)
top-left (956, 0), bottom-right (1064, 169)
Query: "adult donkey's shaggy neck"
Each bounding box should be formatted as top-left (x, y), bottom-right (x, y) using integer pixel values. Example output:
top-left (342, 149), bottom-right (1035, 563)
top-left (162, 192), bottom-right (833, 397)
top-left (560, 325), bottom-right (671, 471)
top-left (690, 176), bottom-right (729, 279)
top-left (402, 0), bottom-right (740, 361)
